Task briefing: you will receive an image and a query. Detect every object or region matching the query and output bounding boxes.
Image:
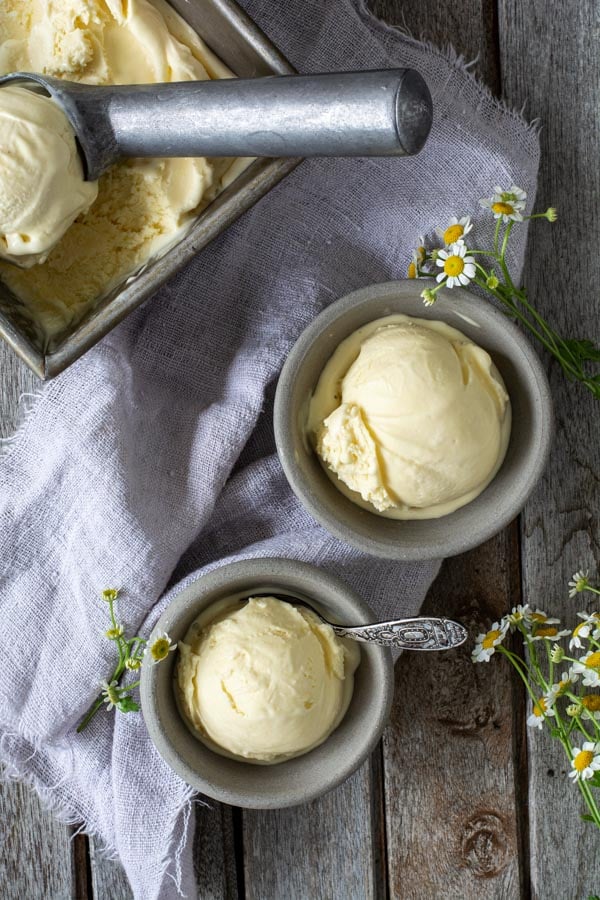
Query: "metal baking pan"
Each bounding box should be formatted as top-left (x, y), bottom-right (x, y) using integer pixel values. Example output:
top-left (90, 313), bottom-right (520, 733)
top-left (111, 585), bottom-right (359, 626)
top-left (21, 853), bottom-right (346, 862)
top-left (0, 0), bottom-right (301, 379)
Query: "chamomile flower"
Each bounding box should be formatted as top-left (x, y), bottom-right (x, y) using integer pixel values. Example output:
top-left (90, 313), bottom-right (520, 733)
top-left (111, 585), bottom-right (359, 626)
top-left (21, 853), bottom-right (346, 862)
top-left (581, 695), bottom-right (600, 720)
top-left (100, 680), bottom-right (120, 711)
top-left (549, 672), bottom-right (574, 696)
top-left (436, 216), bottom-right (473, 246)
top-left (527, 694), bottom-right (556, 730)
top-left (421, 288), bottom-right (437, 307)
top-left (105, 624), bottom-right (124, 641)
top-left (506, 604), bottom-right (531, 627)
top-left (145, 632), bottom-right (177, 664)
top-left (569, 617), bottom-right (595, 651)
top-left (435, 241), bottom-right (476, 288)
top-left (571, 650), bottom-right (600, 687)
top-left (550, 643), bottom-right (565, 663)
top-left (568, 569), bottom-right (590, 598)
top-left (530, 609), bottom-right (560, 625)
top-left (480, 185), bottom-right (527, 222)
top-left (407, 239), bottom-right (428, 278)
top-left (102, 588), bottom-right (119, 603)
top-left (531, 625), bottom-right (571, 642)
top-left (568, 742), bottom-right (600, 781)
top-left (472, 621), bottom-right (508, 662)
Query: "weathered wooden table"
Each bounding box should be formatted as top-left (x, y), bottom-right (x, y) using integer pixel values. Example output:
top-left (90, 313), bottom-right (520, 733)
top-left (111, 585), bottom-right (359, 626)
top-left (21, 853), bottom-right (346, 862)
top-left (1, 0), bottom-right (598, 896)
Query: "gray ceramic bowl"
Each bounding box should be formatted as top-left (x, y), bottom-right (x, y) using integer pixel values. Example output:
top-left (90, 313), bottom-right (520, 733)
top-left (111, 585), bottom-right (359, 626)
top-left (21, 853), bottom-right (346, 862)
top-left (274, 280), bottom-right (553, 560)
top-left (141, 558), bottom-right (393, 809)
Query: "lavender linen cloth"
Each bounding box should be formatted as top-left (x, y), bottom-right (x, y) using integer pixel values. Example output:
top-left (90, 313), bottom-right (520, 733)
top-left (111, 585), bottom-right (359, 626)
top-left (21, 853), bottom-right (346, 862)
top-left (0, 0), bottom-right (540, 896)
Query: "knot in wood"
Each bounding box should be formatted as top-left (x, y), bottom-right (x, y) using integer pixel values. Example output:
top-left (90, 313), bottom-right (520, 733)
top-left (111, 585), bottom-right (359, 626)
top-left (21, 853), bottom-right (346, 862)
top-left (460, 812), bottom-right (509, 877)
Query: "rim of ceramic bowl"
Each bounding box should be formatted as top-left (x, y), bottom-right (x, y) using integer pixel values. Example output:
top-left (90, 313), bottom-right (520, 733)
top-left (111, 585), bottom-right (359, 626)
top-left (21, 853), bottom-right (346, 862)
top-left (141, 558), bottom-right (394, 809)
top-left (273, 279), bottom-right (554, 561)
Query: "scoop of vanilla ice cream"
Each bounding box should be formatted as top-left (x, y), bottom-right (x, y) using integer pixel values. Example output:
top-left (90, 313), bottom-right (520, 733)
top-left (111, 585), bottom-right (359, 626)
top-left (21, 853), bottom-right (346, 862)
top-left (177, 597), bottom-right (360, 763)
top-left (0, 86), bottom-right (97, 266)
top-left (309, 315), bottom-right (511, 519)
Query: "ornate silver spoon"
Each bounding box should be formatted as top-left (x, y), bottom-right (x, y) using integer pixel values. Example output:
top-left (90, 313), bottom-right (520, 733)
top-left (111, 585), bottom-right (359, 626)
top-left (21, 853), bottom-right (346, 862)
top-left (253, 596), bottom-right (468, 652)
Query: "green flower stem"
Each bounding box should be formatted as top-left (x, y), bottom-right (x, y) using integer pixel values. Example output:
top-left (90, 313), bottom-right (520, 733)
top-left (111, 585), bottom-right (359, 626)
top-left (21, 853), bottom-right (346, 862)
top-left (578, 779), bottom-right (600, 828)
top-left (493, 217), bottom-right (502, 255)
top-left (547, 643), bottom-right (555, 688)
top-left (76, 654), bottom-right (124, 734)
top-left (500, 220), bottom-right (513, 260)
top-left (498, 647), bottom-right (540, 705)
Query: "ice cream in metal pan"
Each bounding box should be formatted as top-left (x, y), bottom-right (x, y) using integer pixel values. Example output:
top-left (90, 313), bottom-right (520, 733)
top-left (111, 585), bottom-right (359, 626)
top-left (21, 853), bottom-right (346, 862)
top-left (0, 0), bottom-right (288, 374)
top-left (0, 0), bottom-right (253, 350)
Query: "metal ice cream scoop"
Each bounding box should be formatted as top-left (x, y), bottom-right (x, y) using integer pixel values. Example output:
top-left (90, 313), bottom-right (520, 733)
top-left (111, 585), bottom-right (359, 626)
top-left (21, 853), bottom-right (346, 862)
top-left (0, 68), bottom-right (432, 181)
top-left (252, 596), bottom-right (468, 652)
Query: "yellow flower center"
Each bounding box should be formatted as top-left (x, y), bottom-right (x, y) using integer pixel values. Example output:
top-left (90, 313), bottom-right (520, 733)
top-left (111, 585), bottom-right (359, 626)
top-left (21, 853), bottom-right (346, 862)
top-left (492, 201), bottom-right (515, 216)
top-left (531, 612), bottom-right (547, 623)
top-left (573, 622), bottom-right (587, 637)
top-left (536, 626), bottom-right (558, 638)
top-left (407, 261), bottom-right (417, 279)
top-left (417, 245), bottom-right (426, 262)
top-left (556, 679), bottom-right (569, 694)
top-left (443, 224), bottom-right (464, 244)
top-left (585, 651), bottom-right (600, 669)
top-left (533, 698), bottom-right (547, 717)
top-left (443, 255), bottom-right (464, 277)
top-left (574, 750), bottom-right (594, 772)
top-left (151, 638), bottom-right (170, 661)
top-left (482, 629), bottom-right (501, 649)
top-left (582, 695), bottom-right (600, 712)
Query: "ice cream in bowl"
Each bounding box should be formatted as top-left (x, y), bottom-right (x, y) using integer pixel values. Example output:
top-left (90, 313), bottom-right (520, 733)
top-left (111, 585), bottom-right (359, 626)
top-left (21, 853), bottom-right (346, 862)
top-left (141, 559), bottom-right (393, 808)
top-left (274, 280), bottom-right (553, 560)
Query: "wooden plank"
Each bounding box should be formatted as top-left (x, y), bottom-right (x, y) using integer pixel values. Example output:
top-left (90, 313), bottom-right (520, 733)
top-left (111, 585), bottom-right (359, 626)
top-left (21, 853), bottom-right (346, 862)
top-left (498, 0), bottom-right (600, 896)
top-left (383, 532), bottom-right (523, 898)
top-left (193, 804), bottom-right (240, 899)
top-left (371, 1), bottom-right (527, 897)
top-left (89, 840), bottom-right (133, 900)
top-left (244, 753), bottom-right (386, 900)
top-left (0, 771), bottom-right (78, 899)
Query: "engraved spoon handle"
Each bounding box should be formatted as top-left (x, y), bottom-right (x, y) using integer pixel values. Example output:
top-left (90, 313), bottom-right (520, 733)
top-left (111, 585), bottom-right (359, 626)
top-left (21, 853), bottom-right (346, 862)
top-left (331, 617), bottom-right (468, 651)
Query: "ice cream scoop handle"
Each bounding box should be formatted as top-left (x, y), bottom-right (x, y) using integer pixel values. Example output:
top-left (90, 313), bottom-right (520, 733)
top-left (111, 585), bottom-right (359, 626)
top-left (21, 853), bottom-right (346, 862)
top-left (105, 69), bottom-right (432, 161)
top-left (331, 617), bottom-right (468, 651)
top-left (0, 69), bottom-right (432, 181)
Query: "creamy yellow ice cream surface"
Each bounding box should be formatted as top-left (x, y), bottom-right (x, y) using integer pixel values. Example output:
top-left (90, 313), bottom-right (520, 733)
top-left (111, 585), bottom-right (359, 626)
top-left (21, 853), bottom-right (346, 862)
top-left (308, 314), bottom-right (511, 519)
top-left (0, 0), bottom-right (238, 338)
top-left (0, 85), bottom-right (98, 265)
top-left (177, 596), bottom-right (361, 764)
